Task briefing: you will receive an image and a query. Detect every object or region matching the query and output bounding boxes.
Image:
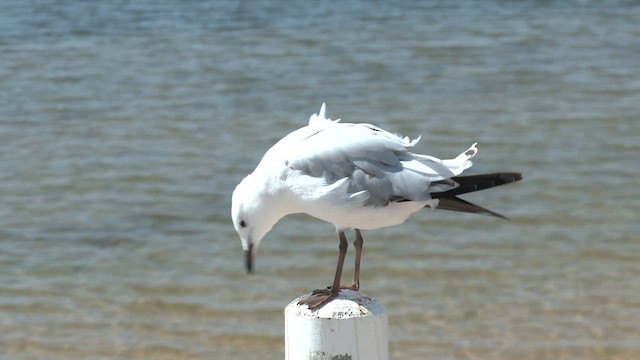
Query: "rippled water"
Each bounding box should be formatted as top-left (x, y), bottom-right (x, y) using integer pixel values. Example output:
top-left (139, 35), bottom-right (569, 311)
top-left (1, 1), bottom-right (639, 359)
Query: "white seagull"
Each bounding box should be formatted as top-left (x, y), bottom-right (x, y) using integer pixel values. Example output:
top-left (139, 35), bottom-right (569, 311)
top-left (231, 104), bottom-right (522, 309)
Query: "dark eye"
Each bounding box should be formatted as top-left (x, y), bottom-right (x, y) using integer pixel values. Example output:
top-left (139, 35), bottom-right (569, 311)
top-left (239, 220), bottom-right (247, 228)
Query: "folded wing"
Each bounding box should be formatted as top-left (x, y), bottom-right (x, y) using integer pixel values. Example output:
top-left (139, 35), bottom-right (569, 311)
top-left (285, 123), bottom-right (477, 206)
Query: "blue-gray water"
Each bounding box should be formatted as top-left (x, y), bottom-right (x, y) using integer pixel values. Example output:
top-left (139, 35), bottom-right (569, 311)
top-left (1, 1), bottom-right (639, 359)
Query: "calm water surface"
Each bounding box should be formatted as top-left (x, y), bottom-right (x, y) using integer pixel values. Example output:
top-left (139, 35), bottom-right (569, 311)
top-left (1, 1), bottom-right (639, 359)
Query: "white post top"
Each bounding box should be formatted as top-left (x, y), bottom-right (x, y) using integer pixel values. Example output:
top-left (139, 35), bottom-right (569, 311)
top-left (285, 290), bottom-right (386, 319)
top-left (284, 290), bottom-right (388, 360)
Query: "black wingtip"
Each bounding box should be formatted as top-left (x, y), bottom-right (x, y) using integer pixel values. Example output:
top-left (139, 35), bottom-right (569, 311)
top-left (504, 172), bottom-right (524, 182)
top-left (427, 172), bottom-right (522, 219)
top-left (435, 196), bottom-right (510, 219)
top-left (431, 172), bottom-right (523, 199)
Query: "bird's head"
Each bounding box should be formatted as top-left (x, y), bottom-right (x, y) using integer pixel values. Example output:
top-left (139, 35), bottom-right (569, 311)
top-left (231, 174), bottom-right (282, 274)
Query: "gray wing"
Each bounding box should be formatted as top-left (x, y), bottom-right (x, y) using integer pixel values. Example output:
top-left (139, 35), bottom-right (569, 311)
top-left (285, 123), bottom-right (468, 206)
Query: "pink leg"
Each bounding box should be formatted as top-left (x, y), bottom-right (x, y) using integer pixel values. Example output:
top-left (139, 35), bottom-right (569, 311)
top-left (298, 230), bottom-right (349, 310)
top-left (351, 229), bottom-right (363, 291)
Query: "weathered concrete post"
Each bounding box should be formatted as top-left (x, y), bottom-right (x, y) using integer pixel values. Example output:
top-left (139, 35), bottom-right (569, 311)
top-left (284, 290), bottom-right (388, 360)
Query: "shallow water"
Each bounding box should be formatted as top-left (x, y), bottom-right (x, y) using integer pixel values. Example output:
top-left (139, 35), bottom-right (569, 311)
top-left (1, 1), bottom-right (639, 359)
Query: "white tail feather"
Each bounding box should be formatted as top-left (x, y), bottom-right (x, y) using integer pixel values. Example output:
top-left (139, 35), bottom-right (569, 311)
top-left (308, 103), bottom-right (340, 126)
top-left (441, 142), bottom-right (478, 175)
